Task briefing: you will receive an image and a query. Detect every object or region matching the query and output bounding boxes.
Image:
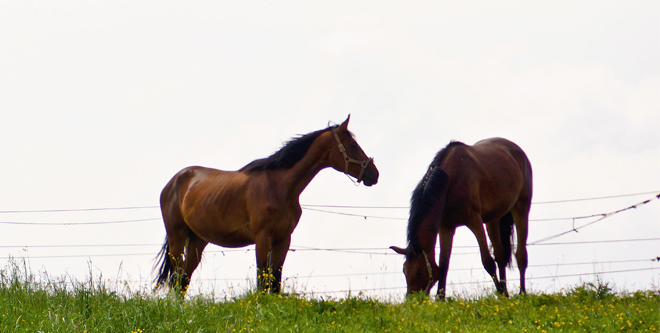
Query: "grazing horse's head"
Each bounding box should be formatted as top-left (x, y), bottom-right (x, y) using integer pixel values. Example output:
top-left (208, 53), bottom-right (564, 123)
top-left (390, 245), bottom-right (439, 295)
top-left (328, 115), bottom-right (379, 186)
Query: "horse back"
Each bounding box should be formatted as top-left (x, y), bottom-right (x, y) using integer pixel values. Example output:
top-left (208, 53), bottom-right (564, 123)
top-left (442, 138), bottom-right (532, 221)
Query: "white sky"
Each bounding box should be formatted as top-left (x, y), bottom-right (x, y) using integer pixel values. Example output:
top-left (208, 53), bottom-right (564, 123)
top-left (1, 1), bottom-right (658, 300)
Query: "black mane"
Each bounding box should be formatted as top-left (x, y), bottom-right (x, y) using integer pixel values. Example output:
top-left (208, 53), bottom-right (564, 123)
top-left (240, 127), bottom-right (332, 173)
top-left (407, 141), bottom-right (466, 252)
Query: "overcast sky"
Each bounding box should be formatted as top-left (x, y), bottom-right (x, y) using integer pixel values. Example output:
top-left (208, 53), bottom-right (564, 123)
top-left (1, 1), bottom-right (658, 299)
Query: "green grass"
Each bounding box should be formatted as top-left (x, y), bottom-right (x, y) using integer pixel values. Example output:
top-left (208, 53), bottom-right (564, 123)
top-left (1, 259), bottom-right (658, 332)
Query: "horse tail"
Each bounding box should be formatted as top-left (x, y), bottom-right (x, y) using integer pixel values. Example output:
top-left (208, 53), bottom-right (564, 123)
top-left (155, 236), bottom-right (173, 288)
top-left (500, 211), bottom-right (515, 268)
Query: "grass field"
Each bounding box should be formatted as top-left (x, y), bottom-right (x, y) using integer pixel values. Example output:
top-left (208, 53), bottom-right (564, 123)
top-left (1, 259), bottom-right (658, 332)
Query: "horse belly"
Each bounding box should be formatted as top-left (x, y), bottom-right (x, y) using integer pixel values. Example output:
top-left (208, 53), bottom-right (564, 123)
top-left (186, 213), bottom-right (255, 248)
top-left (208, 229), bottom-right (255, 248)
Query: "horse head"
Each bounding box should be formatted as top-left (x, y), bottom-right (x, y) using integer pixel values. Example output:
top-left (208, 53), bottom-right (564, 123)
top-left (329, 115), bottom-right (379, 186)
top-left (390, 245), bottom-right (439, 295)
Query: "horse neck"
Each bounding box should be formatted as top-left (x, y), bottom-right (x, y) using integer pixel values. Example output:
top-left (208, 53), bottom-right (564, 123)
top-left (275, 132), bottom-right (334, 198)
top-left (415, 214), bottom-right (439, 259)
top-left (413, 185), bottom-right (449, 260)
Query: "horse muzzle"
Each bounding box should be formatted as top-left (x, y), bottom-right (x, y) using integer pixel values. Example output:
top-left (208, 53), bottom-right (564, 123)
top-left (361, 166), bottom-right (379, 186)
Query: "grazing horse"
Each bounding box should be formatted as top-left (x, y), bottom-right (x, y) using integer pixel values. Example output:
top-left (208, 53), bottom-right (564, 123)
top-left (391, 137), bottom-right (532, 299)
top-left (156, 116), bottom-right (378, 293)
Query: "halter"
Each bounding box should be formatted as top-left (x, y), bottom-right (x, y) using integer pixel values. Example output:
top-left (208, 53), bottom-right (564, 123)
top-left (331, 126), bottom-right (373, 184)
top-left (421, 250), bottom-right (435, 292)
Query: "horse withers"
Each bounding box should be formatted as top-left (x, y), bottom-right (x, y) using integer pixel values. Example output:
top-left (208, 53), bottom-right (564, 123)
top-left (391, 137), bottom-right (532, 299)
top-left (156, 115), bottom-right (378, 294)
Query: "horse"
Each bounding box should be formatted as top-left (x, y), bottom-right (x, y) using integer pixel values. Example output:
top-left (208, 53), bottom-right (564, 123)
top-left (155, 115), bottom-right (378, 294)
top-left (390, 137), bottom-right (532, 299)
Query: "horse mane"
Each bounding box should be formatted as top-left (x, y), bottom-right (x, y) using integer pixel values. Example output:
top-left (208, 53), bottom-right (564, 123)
top-left (407, 141), bottom-right (466, 252)
top-left (240, 126), bottom-right (339, 173)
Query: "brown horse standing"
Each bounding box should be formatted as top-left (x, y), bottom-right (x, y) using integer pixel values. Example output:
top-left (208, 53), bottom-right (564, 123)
top-left (391, 137), bottom-right (532, 299)
top-left (156, 116), bottom-right (378, 293)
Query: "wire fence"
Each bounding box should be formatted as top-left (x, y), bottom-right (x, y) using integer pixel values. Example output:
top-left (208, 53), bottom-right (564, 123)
top-left (0, 190), bottom-right (658, 296)
top-left (0, 191), bottom-right (657, 248)
top-left (1, 189), bottom-right (658, 215)
top-left (2, 236), bottom-right (657, 294)
top-left (1, 237), bottom-right (659, 256)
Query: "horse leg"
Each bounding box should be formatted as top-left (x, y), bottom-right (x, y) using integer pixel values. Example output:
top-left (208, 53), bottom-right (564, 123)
top-left (255, 232), bottom-right (276, 293)
top-left (466, 215), bottom-right (501, 295)
top-left (159, 203), bottom-right (190, 291)
top-left (436, 226), bottom-right (455, 300)
top-left (159, 182), bottom-right (192, 292)
top-left (161, 211), bottom-right (207, 294)
top-left (486, 220), bottom-right (508, 297)
top-left (180, 232), bottom-right (208, 293)
top-left (511, 203), bottom-right (530, 295)
top-left (268, 236), bottom-right (292, 294)
top-left (164, 230), bottom-right (187, 290)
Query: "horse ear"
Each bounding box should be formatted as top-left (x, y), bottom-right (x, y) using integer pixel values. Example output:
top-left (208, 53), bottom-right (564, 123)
top-left (339, 114), bottom-right (351, 130)
top-left (390, 246), bottom-right (407, 255)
